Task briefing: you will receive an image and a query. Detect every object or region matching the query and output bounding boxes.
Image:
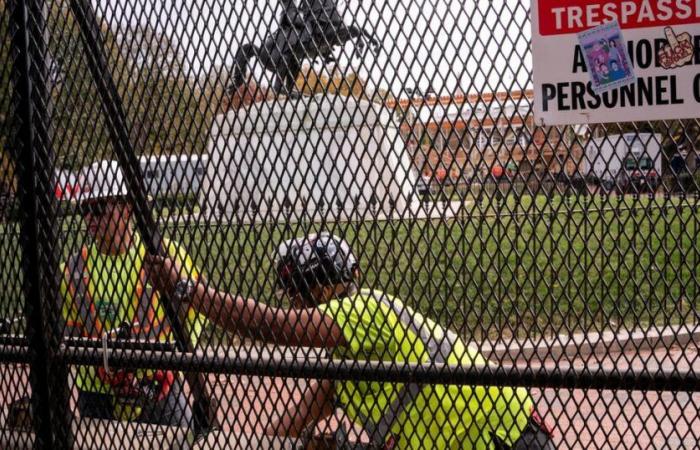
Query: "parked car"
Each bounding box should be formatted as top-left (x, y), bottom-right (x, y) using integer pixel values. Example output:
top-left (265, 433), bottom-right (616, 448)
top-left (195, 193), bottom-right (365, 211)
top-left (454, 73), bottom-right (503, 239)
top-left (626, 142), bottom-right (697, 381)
top-left (584, 133), bottom-right (662, 194)
top-left (616, 153), bottom-right (660, 194)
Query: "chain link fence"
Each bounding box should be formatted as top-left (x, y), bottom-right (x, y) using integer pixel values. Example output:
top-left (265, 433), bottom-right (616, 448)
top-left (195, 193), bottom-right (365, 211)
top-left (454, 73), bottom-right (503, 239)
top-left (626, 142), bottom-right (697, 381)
top-left (1, 0), bottom-right (699, 448)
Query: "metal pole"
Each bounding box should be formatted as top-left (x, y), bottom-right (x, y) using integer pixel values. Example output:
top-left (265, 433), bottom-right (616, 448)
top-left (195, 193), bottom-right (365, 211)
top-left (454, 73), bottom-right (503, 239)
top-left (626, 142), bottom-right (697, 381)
top-left (495, 195), bottom-right (503, 332)
top-left (582, 194), bottom-right (588, 331)
top-left (662, 192), bottom-right (670, 320)
top-left (58, 345), bottom-right (700, 392)
top-left (599, 191), bottom-right (606, 330)
top-left (548, 199), bottom-right (555, 337)
top-left (513, 191), bottom-right (521, 300)
top-left (678, 193), bottom-right (686, 316)
top-left (566, 192), bottom-right (573, 332)
top-left (8, 0), bottom-right (72, 447)
top-left (66, 0), bottom-right (211, 434)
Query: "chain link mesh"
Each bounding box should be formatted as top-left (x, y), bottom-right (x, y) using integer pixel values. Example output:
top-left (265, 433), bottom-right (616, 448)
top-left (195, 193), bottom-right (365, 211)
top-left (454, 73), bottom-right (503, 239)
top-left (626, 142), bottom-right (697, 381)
top-left (1, 0), bottom-right (699, 448)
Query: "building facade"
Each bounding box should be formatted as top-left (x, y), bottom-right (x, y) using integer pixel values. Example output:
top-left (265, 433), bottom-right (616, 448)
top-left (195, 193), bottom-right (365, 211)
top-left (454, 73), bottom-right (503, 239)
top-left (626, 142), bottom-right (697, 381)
top-left (387, 90), bottom-right (584, 186)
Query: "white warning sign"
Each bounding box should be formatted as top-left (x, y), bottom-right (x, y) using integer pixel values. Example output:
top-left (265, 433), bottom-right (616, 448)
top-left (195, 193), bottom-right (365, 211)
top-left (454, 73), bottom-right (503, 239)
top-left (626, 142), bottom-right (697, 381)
top-left (532, 0), bottom-right (700, 125)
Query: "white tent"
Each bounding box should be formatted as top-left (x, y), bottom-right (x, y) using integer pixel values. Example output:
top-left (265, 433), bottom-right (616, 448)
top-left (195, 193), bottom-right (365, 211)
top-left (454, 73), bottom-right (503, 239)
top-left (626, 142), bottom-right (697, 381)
top-left (200, 94), bottom-right (416, 222)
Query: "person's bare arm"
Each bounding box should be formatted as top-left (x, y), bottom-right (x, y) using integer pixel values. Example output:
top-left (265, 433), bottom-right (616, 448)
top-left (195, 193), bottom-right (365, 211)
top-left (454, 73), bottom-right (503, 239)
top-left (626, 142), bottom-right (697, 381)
top-left (143, 254), bottom-right (345, 348)
top-left (191, 282), bottom-right (343, 347)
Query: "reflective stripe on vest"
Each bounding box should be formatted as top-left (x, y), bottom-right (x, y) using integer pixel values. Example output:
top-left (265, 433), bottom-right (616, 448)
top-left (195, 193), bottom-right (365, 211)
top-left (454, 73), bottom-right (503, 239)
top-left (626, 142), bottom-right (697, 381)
top-left (356, 290), bottom-right (459, 447)
top-left (65, 247), bottom-right (169, 340)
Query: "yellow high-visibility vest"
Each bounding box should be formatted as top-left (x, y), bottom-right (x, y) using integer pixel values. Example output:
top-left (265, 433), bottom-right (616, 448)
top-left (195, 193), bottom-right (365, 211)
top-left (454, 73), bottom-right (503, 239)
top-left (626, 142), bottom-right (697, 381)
top-left (319, 290), bottom-right (533, 450)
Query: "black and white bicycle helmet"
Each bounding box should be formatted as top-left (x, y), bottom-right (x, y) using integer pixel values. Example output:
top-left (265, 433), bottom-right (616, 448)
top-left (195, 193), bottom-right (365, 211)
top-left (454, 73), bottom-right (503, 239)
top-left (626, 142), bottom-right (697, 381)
top-left (275, 232), bottom-right (358, 296)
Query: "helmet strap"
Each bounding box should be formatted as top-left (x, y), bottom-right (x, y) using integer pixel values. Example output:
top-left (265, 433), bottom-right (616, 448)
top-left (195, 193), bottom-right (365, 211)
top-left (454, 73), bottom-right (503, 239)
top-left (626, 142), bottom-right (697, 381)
top-left (294, 284), bottom-right (321, 307)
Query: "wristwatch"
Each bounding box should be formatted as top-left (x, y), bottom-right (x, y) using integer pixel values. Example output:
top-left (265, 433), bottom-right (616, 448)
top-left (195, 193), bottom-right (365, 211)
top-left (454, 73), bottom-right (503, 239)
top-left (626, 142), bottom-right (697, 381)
top-left (172, 279), bottom-right (196, 303)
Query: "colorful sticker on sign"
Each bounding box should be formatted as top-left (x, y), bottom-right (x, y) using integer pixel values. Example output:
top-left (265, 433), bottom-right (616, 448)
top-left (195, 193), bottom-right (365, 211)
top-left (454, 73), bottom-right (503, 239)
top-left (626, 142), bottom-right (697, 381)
top-left (578, 21), bottom-right (635, 94)
top-left (658, 26), bottom-right (695, 68)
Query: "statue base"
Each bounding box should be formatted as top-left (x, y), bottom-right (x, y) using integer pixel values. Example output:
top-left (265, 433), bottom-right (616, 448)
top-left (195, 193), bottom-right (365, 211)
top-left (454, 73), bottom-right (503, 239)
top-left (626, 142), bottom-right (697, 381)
top-left (201, 93), bottom-right (417, 222)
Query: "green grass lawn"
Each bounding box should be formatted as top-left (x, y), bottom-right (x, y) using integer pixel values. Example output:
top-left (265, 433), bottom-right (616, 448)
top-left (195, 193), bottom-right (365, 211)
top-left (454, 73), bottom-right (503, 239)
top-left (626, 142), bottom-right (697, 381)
top-left (176, 193), bottom-right (700, 340)
top-left (1, 193), bottom-right (698, 341)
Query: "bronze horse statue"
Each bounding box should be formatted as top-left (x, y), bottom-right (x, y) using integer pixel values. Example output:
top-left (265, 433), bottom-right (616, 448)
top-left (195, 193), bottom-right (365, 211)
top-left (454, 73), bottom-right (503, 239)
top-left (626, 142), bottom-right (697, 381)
top-left (228, 0), bottom-right (379, 97)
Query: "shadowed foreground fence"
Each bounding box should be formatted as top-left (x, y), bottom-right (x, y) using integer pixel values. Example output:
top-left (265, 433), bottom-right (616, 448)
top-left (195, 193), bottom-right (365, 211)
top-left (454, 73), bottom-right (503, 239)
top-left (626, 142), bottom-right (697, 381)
top-left (0, 0), bottom-right (699, 449)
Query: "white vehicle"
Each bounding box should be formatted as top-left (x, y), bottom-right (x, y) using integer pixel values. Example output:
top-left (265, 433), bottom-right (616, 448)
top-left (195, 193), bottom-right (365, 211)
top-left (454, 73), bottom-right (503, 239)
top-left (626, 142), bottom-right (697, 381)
top-left (139, 153), bottom-right (208, 199)
top-left (55, 155), bottom-right (208, 202)
top-left (584, 133), bottom-right (662, 193)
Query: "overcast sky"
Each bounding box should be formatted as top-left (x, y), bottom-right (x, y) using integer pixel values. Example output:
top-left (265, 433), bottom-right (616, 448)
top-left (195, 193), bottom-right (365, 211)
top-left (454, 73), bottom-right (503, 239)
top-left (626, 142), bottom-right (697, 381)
top-left (96, 0), bottom-right (533, 96)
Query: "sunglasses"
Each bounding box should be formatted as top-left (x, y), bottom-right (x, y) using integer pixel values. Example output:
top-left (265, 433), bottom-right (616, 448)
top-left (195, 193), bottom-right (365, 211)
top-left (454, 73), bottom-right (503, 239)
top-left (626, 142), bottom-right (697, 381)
top-left (79, 200), bottom-right (110, 217)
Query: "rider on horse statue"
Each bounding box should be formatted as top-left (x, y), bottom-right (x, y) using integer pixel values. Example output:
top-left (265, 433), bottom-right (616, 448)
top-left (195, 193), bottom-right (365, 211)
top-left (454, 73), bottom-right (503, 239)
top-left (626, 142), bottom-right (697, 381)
top-left (228, 0), bottom-right (378, 97)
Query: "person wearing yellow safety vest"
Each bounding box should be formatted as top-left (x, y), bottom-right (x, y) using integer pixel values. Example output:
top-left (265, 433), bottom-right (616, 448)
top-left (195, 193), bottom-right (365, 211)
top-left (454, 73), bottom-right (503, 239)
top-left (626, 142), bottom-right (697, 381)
top-left (144, 232), bottom-right (555, 449)
top-left (59, 160), bottom-right (207, 425)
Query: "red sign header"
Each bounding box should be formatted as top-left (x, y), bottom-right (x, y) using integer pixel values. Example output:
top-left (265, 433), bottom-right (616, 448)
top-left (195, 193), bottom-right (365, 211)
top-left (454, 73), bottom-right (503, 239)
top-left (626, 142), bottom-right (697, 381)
top-left (538, 0), bottom-right (700, 35)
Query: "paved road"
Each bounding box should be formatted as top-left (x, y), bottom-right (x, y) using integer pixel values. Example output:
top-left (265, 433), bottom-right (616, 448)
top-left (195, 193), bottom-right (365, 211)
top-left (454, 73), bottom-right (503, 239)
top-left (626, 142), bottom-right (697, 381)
top-left (2, 342), bottom-right (698, 449)
top-left (199, 343), bottom-right (700, 449)
top-left (512, 344), bottom-right (700, 449)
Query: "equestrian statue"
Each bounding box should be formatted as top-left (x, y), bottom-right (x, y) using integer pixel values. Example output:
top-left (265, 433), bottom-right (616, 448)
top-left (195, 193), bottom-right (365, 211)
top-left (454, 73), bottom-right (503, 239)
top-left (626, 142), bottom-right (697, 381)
top-left (227, 0), bottom-right (379, 97)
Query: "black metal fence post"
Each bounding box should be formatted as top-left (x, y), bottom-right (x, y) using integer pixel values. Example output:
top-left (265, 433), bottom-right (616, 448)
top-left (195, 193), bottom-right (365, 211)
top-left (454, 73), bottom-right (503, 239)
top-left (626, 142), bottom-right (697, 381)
top-left (66, 0), bottom-right (212, 434)
top-left (0, 0), bottom-right (699, 447)
top-left (8, 0), bottom-right (72, 447)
